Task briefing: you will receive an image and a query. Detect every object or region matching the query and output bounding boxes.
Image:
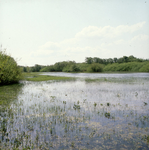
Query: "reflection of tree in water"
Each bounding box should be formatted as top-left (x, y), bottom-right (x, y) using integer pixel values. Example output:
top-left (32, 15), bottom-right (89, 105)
top-left (0, 84), bottom-right (23, 108)
top-left (0, 83), bottom-right (23, 145)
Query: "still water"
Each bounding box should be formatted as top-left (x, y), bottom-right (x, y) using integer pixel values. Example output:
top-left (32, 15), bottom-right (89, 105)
top-left (0, 73), bottom-right (149, 149)
top-left (42, 72), bottom-right (149, 78)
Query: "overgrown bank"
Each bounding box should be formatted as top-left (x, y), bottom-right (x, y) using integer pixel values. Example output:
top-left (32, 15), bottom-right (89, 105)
top-left (103, 61), bottom-right (149, 72)
top-left (22, 72), bottom-right (76, 81)
top-left (21, 55), bottom-right (149, 73)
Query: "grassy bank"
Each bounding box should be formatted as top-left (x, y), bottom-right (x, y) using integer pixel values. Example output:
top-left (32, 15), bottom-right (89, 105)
top-left (22, 72), bottom-right (76, 81)
top-left (38, 61), bottom-right (149, 73)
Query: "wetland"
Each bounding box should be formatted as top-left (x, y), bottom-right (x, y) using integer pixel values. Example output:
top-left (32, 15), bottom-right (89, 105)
top-left (0, 73), bottom-right (149, 149)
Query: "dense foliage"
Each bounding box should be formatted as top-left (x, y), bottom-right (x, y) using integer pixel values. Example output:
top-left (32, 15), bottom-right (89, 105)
top-left (40, 61), bottom-right (80, 72)
top-left (21, 55), bottom-right (149, 73)
top-left (22, 64), bottom-right (45, 72)
top-left (103, 61), bottom-right (149, 72)
top-left (85, 55), bottom-right (148, 64)
top-left (87, 63), bottom-right (104, 72)
top-left (0, 50), bottom-right (22, 85)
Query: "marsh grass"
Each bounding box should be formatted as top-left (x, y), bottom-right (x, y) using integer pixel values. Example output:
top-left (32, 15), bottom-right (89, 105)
top-left (23, 72), bottom-right (76, 81)
top-left (84, 77), bottom-right (144, 83)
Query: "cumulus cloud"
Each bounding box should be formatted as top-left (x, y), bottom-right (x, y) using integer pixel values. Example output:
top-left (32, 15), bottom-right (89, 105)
top-left (131, 34), bottom-right (149, 42)
top-left (29, 22), bottom-right (148, 65)
top-left (32, 41), bottom-right (60, 57)
top-left (75, 22), bottom-right (146, 38)
top-left (39, 41), bottom-right (60, 50)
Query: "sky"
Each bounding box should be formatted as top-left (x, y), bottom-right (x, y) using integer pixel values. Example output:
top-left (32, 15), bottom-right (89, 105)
top-left (0, 0), bottom-right (149, 66)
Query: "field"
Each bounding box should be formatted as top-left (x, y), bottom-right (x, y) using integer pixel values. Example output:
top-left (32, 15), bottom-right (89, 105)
top-left (0, 73), bottom-right (149, 149)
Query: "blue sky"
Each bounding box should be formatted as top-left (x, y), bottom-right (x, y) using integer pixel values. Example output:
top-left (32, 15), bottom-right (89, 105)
top-left (0, 0), bottom-right (149, 66)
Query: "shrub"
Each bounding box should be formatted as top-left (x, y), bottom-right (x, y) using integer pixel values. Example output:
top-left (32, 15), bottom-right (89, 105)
top-left (0, 50), bottom-right (22, 85)
top-left (87, 63), bottom-right (104, 72)
top-left (40, 65), bottom-right (55, 72)
top-left (63, 64), bottom-right (80, 72)
top-left (139, 62), bottom-right (149, 72)
top-left (103, 62), bottom-right (149, 72)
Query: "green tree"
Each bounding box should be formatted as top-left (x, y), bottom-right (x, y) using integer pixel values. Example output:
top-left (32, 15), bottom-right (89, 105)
top-left (31, 64), bottom-right (41, 72)
top-left (113, 57), bottom-right (118, 63)
top-left (117, 57), bottom-right (123, 63)
top-left (23, 67), bottom-right (27, 72)
top-left (85, 57), bottom-right (93, 64)
top-left (107, 58), bottom-right (113, 64)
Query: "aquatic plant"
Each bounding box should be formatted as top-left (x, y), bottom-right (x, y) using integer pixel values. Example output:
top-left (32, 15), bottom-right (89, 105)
top-left (107, 103), bottom-right (110, 106)
top-left (24, 73), bottom-right (75, 81)
top-left (63, 101), bottom-right (66, 104)
top-left (105, 112), bottom-right (111, 118)
top-left (94, 102), bottom-right (97, 107)
top-left (73, 104), bottom-right (81, 109)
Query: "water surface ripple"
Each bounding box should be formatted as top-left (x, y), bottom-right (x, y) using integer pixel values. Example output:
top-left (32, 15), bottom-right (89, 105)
top-left (0, 73), bottom-right (149, 149)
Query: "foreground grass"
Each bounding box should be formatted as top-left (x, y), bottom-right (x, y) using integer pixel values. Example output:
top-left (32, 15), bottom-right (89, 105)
top-left (23, 72), bottom-right (76, 81)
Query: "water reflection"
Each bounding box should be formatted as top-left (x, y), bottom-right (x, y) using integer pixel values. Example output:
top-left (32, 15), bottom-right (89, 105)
top-left (0, 76), bottom-right (149, 149)
top-left (41, 72), bottom-right (149, 79)
top-left (0, 84), bottom-right (23, 110)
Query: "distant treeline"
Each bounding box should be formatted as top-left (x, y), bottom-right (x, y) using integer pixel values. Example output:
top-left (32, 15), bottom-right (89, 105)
top-left (85, 55), bottom-right (148, 64)
top-left (20, 55), bottom-right (149, 73)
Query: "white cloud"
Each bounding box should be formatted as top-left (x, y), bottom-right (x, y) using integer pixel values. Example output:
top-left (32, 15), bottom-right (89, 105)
top-left (39, 41), bottom-right (60, 50)
top-left (60, 38), bottom-right (77, 46)
top-left (131, 34), bottom-right (149, 42)
top-left (75, 22), bottom-right (146, 38)
top-left (28, 22), bottom-right (148, 65)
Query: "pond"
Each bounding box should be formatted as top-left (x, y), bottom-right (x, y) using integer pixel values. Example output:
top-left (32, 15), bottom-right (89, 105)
top-left (0, 73), bottom-right (149, 149)
top-left (41, 72), bottom-right (149, 78)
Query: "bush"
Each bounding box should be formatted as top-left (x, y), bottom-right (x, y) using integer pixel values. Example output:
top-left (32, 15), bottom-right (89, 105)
top-left (40, 65), bottom-right (55, 72)
top-left (63, 64), bottom-right (80, 72)
top-left (0, 50), bottom-right (22, 85)
top-left (103, 62), bottom-right (149, 72)
top-left (139, 62), bottom-right (149, 72)
top-left (87, 63), bottom-right (104, 72)
top-left (77, 63), bottom-right (90, 72)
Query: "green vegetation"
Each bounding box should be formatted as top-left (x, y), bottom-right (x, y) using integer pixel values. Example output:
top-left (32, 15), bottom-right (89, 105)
top-left (105, 112), bottom-right (111, 118)
top-left (85, 55), bottom-right (148, 64)
top-left (0, 49), bottom-right (22, 85)
top-left (0, 49), bottom-right (148, 86)
top-left (21, 64), bottom-right (45, 72)
top-left (84, 77), bottom-right (144, 83)
top-left (40, 61), bottom-right (80, 72)
top-left (23, 72), bottom-right (75, 81)
top-left (87, 63), bottom-right (104, 72)
top-left (103, 61), bottom-right (149, 72)
top-left (21, 55), bottom-right (149, 73)
top-left (1, 48), bottom-right (148, 85)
